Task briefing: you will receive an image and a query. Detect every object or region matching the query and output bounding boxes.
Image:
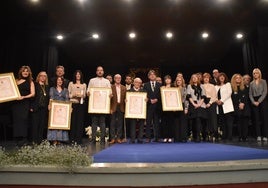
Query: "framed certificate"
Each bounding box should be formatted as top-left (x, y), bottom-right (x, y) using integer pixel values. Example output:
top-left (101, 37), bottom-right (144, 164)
top-left (88, 87), bottom-right (111, 114)
top-left (48, 100), bottom-right (72, 130)
top-left (160, 87), bottom-right (183, 111)
top-left (0, 72), bottom-right (21, 103)
top-left (125, 92), bottom-right (147, 119)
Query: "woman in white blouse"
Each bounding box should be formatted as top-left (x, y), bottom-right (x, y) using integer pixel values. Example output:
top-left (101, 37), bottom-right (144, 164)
top-left (68, 70), bottom-right (87, 144)
top-left (215, 72), bottom-right (234, 141)
top-left (202, 73), bottom-right (218, 142)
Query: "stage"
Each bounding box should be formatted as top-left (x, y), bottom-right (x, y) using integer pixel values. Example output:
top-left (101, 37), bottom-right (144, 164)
top-left (1, 139), bottom-right (268, 187)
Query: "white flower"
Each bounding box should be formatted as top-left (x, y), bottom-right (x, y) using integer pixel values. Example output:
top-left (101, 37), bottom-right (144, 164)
top-left (85, 126), bottom-right (92, 139)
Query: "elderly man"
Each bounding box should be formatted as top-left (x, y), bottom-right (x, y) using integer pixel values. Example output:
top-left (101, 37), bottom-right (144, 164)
top-left (211, 69), bottom-right (219, 85)
top-left (109, 74), bottom-right (126, 144)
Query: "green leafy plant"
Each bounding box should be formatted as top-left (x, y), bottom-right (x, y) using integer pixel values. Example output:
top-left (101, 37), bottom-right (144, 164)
top-left (0, 141), bottom-right (92, 172)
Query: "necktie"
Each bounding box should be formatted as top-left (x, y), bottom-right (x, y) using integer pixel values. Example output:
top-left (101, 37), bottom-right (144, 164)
top-left (151, 82), bottom-right (155, 92)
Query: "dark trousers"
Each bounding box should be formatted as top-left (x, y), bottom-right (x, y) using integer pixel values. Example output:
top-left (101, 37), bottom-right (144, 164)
top-left (218, 112), bottom-right (234, 140)
top-left (91, 114), bottom-right (106, 142)
top-left (110, 106), bottom-right (124, 140)
top-left (161, 112), bottom-right (174, 138)
top-left (174, 112), bottom-right (188, 142)
top-left (70, 103), bottom-right (86, 144)
top-left (146, 105), bottom-right (159, 140)
top-left (206, 103), bottom-right (218, 135)
top-left (192, 117), bottom-right (202, 140)
top-left (31, 107), bottom-right (48, 143)
top-left (236, 115), bottom-right (249, 139)
top-left (130, 119), bottom-right (144, 142)
top-left (252, 100), bottom-right (268, 137)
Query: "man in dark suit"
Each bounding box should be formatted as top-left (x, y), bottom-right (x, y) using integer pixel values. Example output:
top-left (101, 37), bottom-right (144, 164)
top-left (49, 65), bottom-right (70, 88)
top-left (143, 70), bottom-right (161, 142)
top-left (109, 74), bottom-right (126, 144)
top-left (211, 69), bottom-right (219, 85)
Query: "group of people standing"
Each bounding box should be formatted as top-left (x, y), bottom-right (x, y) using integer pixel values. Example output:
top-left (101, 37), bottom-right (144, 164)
top-left (6, 65), bottom-right (268, 146)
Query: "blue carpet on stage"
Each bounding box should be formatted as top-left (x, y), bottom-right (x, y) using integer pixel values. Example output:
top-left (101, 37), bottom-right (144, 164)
top-left (93, 143), bottom-right (268, 163)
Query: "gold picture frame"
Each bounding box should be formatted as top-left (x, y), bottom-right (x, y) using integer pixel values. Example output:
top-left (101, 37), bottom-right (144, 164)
top-left (125, 92), bottom-right (147, 119)
top-left (48, 100), bottom-right (72, 130)
top-left (0, 72), bottom-right (21, 103)
top-left (88, 87), bottom-right (111, 114)
top-left (160, 87), bottom-right (183, 111)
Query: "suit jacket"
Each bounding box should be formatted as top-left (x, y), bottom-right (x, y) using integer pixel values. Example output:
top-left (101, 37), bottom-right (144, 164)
top-left (143, 81), bottom-right (161, 105)
top-left (215, 82), bottom-right (234, 114)
top-left (110, 84), bottom-right (126, 113)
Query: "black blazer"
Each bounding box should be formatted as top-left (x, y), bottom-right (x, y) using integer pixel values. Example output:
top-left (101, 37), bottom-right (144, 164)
top-left (231, 87), bottom-right (251, 117)
top-left (143, 81), bottom-right (161, 105)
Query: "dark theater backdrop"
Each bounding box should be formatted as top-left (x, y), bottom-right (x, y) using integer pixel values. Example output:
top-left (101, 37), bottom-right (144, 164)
top-left (1, 0), bottom-right (268, 82)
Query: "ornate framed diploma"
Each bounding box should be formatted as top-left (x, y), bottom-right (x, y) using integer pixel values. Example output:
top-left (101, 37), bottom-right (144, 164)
top-left (88, 87), bottom-right (111, 114)
top-left (160, 87), bottom-right (183, 111)
top-left (0, 72), bottom-right (21, 103)
top-left (48, 100), bottom-right (72, 130)
top-left (125, 92), bottom-right (147, 119)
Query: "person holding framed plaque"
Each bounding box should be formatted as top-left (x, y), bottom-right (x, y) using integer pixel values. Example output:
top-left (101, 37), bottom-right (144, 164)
top-left (127, 77), bottom-right (147, 143)
top-left (12, 66), bottom-right (35, 145)
top-left (47, 77), bottom-right (70, 145)
top-left (87, 66), bottom-right (111, 145)
top-left (160, 75), bottom-right (175, 143)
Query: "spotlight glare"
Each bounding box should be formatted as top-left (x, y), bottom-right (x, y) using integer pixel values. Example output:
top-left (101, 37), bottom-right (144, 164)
top-left (202, 32), bottom-right (209, 39)
top-left (92, 33), bottom-right (99, 39)
top-left (129, 32), bottom-right (136, 39)
top-left (236, 33), bottom-right (244, 39)
top-left (56, 35), bottom-right (64, 40)
top-left (77, 0), bottom-right (86, 3)
top-left (166, 32), bottom-right (173, 39)
top-left (30, 0), bottom-right (39, 3)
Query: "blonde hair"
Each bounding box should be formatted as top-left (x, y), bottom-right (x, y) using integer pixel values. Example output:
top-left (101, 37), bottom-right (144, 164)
top-left (174, 76), bottom-right (186, 88)
top-left (252, 68), bottom-right (262, 80)
top-left (231, 73), bottom-right (245, 92)
top-left (189, 74), bottom-right (200, 86)
top-left (36, 71), bottom-right (48, 85)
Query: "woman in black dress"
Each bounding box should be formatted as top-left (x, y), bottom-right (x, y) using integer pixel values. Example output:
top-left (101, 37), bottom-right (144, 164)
top-left (30, 71), bottom-right (49, 144)
top-left (231, 73), bottom-right (250, 142)
top-left (12, 66), bottom-right (35, 145)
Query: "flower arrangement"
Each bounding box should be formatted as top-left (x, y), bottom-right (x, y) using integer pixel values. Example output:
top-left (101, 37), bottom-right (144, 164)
top-left (0, 141), bottom-right (92, 172)
top-left (85, 125), bottom-right (109, 142)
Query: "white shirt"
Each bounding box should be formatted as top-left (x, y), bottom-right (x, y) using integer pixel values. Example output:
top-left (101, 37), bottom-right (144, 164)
top-left (87, 77), bottom-right (111, 93)
top-left (116, 84), bottom-right (121, 103)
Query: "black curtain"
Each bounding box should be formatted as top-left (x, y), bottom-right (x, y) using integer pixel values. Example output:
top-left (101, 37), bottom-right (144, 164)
top-left (242, 26), bottom-right (268, 80)
top-left (242, 38), bottom-right (260, 75)
top-left (258, 27), bottom-right (268, 80)
top-left (45, 45), bottom-right (59, 79)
